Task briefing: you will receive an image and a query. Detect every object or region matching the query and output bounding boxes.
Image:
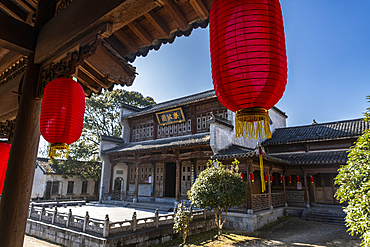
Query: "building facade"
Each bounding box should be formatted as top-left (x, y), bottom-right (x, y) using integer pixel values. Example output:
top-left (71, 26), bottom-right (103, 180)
top-left (99, 90), bottom-right (287, 206)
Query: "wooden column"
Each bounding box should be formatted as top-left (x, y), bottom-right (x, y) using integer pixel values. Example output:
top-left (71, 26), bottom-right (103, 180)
top-left (268, 169), bottom-right (272, 209)
top-left (175, 151), bottom-right (180, 202)
top-left (134, 161), bottom-right (139, 202)
top-left (246, 163), bottom-right (253, 213)
top-left (0, 52), bottom-right (41, 247)
top-left (303, 168), bottom-right (310, 207)
top-left (151, 162), bottom-right (155, 197)
top-left (283, 173), bottom-right (287, 206)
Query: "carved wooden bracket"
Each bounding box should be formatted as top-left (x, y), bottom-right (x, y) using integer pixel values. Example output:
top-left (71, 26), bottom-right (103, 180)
top-left (37, 35), bottom-right (102, 98)
top-left (55, 0), bottom-right (75, 16)
top-left (0, 119), bottom-right (16, 143)
top-left (0, 58), bottom-right (27, 86)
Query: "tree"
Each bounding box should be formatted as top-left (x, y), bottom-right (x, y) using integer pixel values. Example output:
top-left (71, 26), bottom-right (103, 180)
top-left (187, 159), bottom-right (249, 236)
top-left (335, 96), bottom-right (370, 246)
top-left (173, 202), bottom-right (193, 244)
top-left (69, 89), bottom-right (155, 161)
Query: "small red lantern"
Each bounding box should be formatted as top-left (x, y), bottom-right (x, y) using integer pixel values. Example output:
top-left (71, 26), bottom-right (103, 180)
top-left (250, 173), bottom-right (255, 182)
top-left (264, 174), bottom-right (268, 183)
top-left (40, 78), bottom-right (85, 158)
top-left (209, 0), bottom-right (287, 140)
top-left (289, 176), bottom-right (292, 184)
top-left (280, 175), bottom-right (283, 183)
top-left (297, 176), bottom-right (300, 183)
top-left (239, 173), bottom-right (244, 179)
top-left (310, 176), bottom-right (314, 184)
top-left (270, 174), bottom-right (273, 182)
top-left (0, 143), bottom-right (11, 195)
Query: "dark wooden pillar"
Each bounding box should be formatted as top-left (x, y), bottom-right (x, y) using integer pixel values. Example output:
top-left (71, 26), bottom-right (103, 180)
top-left (268, 169), bottom-right (272, 209)
top-left (134, 161), bottom-right (139, 202)
top-left (246, 163), bottom-right (253, 213)
top-left (283, 173), bottom-right (287, 206)
top-left (175, 152), bottom-right (180, 202)
top-left (303, 169), bottom-right (310, 207)
top-left (151, 162), bottom-right (155, 197)
top-left (0, 53), bottom-right (41, 247)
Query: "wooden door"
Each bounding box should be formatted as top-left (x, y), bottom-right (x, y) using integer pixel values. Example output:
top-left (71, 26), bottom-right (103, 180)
top-left (314, 173), bottom-right (339, 204)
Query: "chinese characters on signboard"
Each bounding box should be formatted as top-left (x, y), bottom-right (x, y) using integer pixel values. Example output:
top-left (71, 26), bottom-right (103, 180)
top-left (155, 107), bottom-right (185, 126)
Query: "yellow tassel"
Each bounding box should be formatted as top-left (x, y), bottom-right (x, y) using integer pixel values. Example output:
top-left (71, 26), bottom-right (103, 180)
top-left (235, 108), bottom-right (272, 140)
top-left (259, 149), bottom-right (266, 193)
top-left (49, 143), bottom-right (69, 159)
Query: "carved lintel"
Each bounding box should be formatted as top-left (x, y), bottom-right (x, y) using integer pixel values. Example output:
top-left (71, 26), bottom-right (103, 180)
top-left (55, 0), bottom-right (75, 16)
top-left (37, 35), bottom-right (102, 98)
top-left (0, 119), bottom-right (16, 143)
top-left (0, 58), bottom-right (28, 86)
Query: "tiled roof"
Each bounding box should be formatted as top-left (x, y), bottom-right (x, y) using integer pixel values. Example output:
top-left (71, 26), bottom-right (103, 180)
top-left (105, 132), bottom-right (210, 154)
top-left (121, 90), bottom-right (216, 118)
top-left (269, 150), bottom-right (348, 165)
top-left (211, 145), bottom-right (291, 164)
top-left (37, 158), bottom-right (62, 175)
top-left (263, 118), bottom-right (369, 145)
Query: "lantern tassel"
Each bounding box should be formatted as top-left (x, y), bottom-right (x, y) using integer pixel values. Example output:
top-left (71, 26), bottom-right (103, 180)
top-left (49, 143), bottom-right (69, 159)
top-left (259, 145), bottom-right (266, 193)
top-left (235, 108), bottom-right (271, 140)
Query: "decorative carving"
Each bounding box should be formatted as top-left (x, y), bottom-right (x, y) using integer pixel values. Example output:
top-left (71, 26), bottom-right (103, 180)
top-left (55, 0), bottom-right (75, 15)
top-left (0, 58), bottom-right (27, 86)
top-left (0, 119), bottom-right (16, 142)
top-left (37, 36), bottom-right (102, 98)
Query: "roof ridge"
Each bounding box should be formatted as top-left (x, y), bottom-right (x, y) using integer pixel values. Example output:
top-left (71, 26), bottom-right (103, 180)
top-left (275, 118), bottom-right (365, 130)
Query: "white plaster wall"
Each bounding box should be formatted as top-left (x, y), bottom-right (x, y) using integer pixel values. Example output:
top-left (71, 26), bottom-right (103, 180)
top-left (31, 166), bottom-right (46, 198)
top-left (120, 107), bottom-right (137, 143)
top-left (112, 163), bottom-right (128, 192)
top-left (269, 107), bottom-right (287, 132)
top-left (210, 122), bottom-right (233, 154)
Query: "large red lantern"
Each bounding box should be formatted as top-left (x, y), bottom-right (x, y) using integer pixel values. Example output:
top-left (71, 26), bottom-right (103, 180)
top-left (0, 143), bottom-right (11, 195)
top-left (40, 78), bottom-right (85, 158)
top-left (209, 0), bottom-right (287, 140)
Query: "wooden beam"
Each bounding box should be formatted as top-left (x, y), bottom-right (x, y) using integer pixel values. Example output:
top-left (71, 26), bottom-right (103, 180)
top-left (179, 151), bottom-right (213, 160)
top-left (24, 0), bottom-right (36, 9)
top-left (35, 0), bottom-right (158, 64)
top-left (144, 10), bottom-right (170, 38)
top-left (157, 0), bottom-right (187, 30)
top-left (189, 0), bottom-right (209, 20)
top-left (0, 0), bottom-right (27, 21)
top-left (128, 20), bottom-right (153, 46)
top-left (0, 11), bottom-right (37, 55)
top-left (114, 29), bottom-right (139, 52)
top-left (0, 50), bottom-right (23, 74)
top-left (13, 0), bottom-right (34, 13)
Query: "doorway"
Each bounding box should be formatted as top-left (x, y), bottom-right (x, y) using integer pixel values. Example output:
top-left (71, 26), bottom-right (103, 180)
top-left (165, 162), bottom-right (176, 197)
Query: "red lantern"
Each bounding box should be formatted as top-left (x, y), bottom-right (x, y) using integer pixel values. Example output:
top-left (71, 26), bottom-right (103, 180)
top-left (40, 78), bottom-right (85, 158)
top-left (0, 143), bottom-right (11, 195)
top-left (297, 176), bottom-right (300, 183)
top-left (280, 175), bottom-right (283, 183)
top-left (239, 172), bottom-right (244, 179)
top-left (288, 176), bottom-right (292, 184)
top-left (270, 174), bottom-right (273, 182)
top-left (264, 174), bottom-right (268, 183)
top-left (250, 173), bottom-right (255, 182)
top-left (209, 0), bottom-right (287, 140)
top-left (310, 176), bottom-right (314, 184)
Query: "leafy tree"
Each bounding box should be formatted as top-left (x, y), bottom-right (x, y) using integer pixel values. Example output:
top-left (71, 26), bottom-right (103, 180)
top-left (335, 96), bottom-right (370, 246)
top-left (187, 159), bottom-right (249, 236)
top-left (69, 89), bottom-right (155, 161)
top-left (173, 202), bottom-right (193, 244)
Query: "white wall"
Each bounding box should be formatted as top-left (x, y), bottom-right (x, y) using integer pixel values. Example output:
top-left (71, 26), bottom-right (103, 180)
top-left (31, 166), bottom-right (46, 198)
top-left (112, 162), bottom-right (128, 192)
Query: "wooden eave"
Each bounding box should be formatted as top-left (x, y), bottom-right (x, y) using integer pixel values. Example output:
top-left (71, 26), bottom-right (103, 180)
top-left (0, 0), bottom-right (213, 125)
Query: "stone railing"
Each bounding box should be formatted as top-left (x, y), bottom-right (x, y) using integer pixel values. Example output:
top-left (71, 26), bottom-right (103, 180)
top-left (272, 192), bottom-right (285, 208)
top-left (251, 194), bottom-right (269, 211)
top-left (28, 203), bottom-right (210, 237)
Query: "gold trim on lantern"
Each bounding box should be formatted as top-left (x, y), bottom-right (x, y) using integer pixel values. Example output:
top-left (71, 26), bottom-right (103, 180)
top-left (235, 108), bottom-right (272, 140)
top-left (49, 143), bottom-right (69, 159)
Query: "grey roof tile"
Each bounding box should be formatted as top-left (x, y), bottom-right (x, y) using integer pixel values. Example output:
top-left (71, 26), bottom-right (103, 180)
top-left (263, 119), bottom-right (369, 145)
top-left (105, 132), bottom-right (210, 154)
top-left (269, 150), bottom-right (348, 165)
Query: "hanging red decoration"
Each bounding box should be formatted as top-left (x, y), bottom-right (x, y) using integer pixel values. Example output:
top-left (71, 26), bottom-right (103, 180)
top-left (310, 176), bottom-right (314, 184)
top-left (40, 78), bottom-right (85, 158)
top-left (297, 176), bottom-right (300, 183)
top-left (209, 0), bottom-right (288, 140)
top-left (264, 174), bottom-right (268, 183)
top-left (250, 173), bottom-right (255, 182)
top-left (270, 174), bottom-right (273, 182)
top-left (0, 143), bottom-right (11, 195)
top-left (280, 175), bottom-right (283, 183)
top-left (239, 172), bottom-right (244, 179)
top-left (288, 176), bottom-right (292, 184)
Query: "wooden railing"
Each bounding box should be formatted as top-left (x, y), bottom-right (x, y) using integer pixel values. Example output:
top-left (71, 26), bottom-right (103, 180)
top-left (251, 194), bottom-right (269, 211)
top-left (272, 192), bottom-right (285, 207)
top-left (286, 190), bottom-right (306, 206)
top-left (28, 203), bottom-right (211, 237)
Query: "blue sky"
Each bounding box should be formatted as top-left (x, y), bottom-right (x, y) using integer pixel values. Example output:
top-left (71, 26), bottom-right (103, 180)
top-left (124, 1), bottom-right (370, 127)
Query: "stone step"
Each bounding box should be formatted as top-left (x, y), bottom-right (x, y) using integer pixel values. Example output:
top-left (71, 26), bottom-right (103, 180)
top-left (305, 211), bottom-right (345, 225)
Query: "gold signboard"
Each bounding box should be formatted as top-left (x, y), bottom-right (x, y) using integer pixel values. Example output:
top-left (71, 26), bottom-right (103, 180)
top-left (155, 107), bottom-right (185, 126)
